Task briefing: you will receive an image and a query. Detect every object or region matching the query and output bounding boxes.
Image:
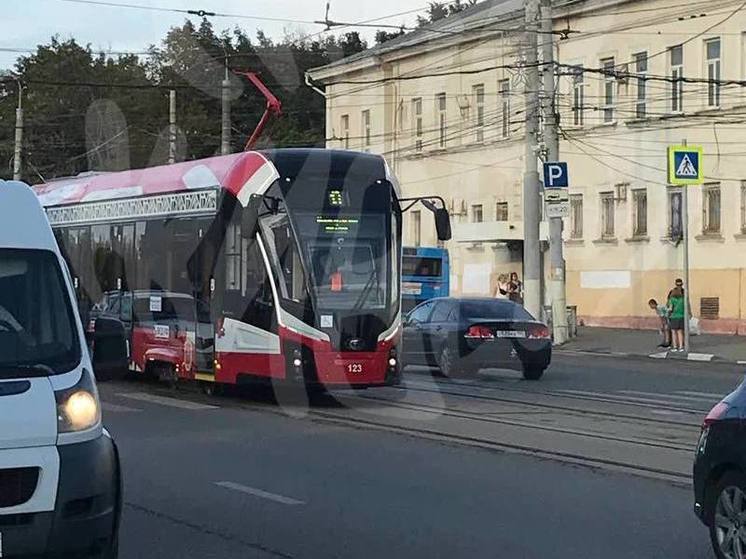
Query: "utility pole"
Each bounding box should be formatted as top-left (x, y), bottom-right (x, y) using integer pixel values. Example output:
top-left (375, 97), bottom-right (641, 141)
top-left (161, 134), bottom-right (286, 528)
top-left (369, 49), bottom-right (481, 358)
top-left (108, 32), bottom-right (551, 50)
top-left (221, 58), bottom-right (231, 155)
top-left (13, 80), bottom-right (23, 181)
top-left (541, 0), bottom-right (567, 344)
top-left (523, 0), bottom-right (542, 319)
top-left (168, 89), bottom-right (177, 164)
top-left (682, 138), bottom-right (691, 354)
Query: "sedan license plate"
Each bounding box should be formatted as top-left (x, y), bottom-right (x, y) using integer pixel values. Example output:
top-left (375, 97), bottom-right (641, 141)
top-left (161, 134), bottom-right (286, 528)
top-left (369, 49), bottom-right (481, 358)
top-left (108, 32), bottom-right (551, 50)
top-left (494, 330), bottom-right (526, 339)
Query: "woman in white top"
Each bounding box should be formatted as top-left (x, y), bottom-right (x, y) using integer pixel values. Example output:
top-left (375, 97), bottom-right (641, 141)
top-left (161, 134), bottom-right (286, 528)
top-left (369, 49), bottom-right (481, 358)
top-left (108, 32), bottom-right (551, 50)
top-left (495, 274), bottom-right (510, 299)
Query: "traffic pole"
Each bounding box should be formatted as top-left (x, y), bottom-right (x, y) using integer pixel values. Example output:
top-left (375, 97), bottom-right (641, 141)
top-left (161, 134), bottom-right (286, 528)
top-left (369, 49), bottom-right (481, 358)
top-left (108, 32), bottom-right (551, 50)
top-left (522, 0), bottom-right (542, 319)
top-left (540, 0), bottom-right (567, 344)
top-left (13, 81), bottom-right (23, 181)
top-left (168, 89), bottom-right (177, 164)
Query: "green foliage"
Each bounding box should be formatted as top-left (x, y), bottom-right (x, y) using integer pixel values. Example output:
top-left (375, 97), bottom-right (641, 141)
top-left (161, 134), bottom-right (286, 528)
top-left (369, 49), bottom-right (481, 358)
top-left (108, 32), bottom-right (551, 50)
top-left (0, 22), bottom-right (368, 182)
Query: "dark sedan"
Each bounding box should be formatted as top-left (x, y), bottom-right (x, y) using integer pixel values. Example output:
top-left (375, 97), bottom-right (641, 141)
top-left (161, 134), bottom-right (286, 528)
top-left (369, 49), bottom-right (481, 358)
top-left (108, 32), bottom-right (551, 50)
top-left (694, 379), bottom-right (746, 559)
top-left (401, 297), bottom-right (551, 380)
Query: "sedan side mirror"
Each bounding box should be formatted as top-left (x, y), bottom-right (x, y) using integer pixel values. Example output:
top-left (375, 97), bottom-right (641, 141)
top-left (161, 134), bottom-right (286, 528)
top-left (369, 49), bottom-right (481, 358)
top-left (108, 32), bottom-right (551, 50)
top-left (92, 317), bottom-right (129, 382)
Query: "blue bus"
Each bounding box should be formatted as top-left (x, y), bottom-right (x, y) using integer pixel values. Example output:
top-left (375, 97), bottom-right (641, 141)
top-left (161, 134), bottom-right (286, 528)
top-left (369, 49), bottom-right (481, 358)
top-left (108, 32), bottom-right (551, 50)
top-left (401, 247), bottom-right (450, 313)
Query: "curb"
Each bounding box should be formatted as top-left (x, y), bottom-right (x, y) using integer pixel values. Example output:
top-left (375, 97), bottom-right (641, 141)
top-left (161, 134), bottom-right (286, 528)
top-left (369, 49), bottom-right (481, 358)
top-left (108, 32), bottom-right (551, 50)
top-left (555, 348), bottom-right (742, 365)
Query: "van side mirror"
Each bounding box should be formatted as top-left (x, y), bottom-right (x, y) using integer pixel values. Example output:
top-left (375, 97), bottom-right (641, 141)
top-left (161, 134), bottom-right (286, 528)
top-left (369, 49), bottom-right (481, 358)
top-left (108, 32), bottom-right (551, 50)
top-left (241, 196), bottom-right (261, 238)
top-left (434, 208), bottom-right (452, 241)
top-left (92, 317), bottom-right (129, 382)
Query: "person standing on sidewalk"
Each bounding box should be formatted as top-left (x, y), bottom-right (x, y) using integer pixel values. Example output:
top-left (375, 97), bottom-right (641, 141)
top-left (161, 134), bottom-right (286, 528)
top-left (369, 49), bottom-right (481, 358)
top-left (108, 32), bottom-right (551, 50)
top-left (668, 286), bottom-right (686, 352)
top-left (495, 274), bottom-right (509, 299)
top-left (648, 298), bottom-right (671, 348)
top-left (508, 272), bottom-right (523, 304)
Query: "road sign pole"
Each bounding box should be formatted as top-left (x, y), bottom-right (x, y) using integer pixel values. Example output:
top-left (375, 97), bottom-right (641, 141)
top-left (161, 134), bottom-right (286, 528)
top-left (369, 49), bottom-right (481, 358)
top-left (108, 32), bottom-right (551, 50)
top-left (682, 139), bottom-right (691, 354)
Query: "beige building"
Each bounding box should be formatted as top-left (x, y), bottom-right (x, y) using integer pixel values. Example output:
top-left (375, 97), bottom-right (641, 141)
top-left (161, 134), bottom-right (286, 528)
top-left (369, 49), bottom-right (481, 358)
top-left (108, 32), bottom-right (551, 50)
top-left (308, 0), bottom-right (746, 334)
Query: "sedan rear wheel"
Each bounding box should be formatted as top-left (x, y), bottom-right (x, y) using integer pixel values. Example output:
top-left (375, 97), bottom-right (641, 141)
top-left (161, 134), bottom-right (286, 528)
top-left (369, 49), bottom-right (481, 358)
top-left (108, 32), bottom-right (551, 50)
top-left (710, 473), bottom-right (746, 559)
top-left (437, 345), bottom-right (465, 378)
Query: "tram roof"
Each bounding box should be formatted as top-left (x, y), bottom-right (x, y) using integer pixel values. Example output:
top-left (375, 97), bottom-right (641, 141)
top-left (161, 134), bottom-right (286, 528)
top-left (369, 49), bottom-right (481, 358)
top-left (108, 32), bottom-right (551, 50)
top-left (33, 149), bottom-right (396, 209)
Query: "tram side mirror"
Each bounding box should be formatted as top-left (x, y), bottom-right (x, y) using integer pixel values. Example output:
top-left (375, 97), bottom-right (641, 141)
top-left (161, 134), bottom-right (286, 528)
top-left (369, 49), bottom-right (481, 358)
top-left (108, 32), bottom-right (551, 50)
top-left (91, 317), bottom-right (129, 382)
top-left (241, 197), bottom-right (261, 238)
top-left (434, 208), bottom-right (452, 241)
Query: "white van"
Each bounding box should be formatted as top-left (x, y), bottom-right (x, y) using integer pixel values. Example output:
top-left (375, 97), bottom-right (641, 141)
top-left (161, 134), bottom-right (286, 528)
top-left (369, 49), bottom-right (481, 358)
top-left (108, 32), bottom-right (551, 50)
top-left (0, 181), bottom-right (122, 558)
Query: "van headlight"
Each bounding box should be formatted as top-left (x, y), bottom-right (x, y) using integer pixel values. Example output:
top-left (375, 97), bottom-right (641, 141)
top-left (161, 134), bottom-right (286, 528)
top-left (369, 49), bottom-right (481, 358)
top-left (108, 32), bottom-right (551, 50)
top-left (55, 369), bottom-right (101, 433)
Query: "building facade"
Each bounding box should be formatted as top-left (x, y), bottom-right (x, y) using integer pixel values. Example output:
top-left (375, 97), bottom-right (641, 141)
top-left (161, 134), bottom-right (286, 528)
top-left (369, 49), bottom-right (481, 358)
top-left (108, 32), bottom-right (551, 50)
top-left (308, 0), bottom-right (746, 334)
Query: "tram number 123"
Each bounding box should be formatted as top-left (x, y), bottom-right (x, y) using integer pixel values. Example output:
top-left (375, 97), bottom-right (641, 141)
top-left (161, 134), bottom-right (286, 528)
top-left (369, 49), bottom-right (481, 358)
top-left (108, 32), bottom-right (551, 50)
top-left (347, 363), bottom-right (364, 374)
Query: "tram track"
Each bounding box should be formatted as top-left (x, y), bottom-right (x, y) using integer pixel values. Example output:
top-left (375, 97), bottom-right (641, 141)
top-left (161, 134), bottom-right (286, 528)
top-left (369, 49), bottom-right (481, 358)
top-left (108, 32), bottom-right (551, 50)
top-left (101, 379), bottom-right (696, 485)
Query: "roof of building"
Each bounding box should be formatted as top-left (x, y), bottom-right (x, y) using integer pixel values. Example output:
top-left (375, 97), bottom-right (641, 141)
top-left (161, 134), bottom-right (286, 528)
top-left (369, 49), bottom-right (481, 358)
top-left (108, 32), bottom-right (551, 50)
top-left (310, 0), bottom-right (524, 78)
top-left (309, 0), bottom-right (594, 80)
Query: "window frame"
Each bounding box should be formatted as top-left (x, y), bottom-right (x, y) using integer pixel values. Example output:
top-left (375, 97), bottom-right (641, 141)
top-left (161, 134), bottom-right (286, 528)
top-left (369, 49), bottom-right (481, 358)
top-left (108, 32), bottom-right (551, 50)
top-left (633, 52), bottom-right (648, 119)
top-left (361, 109), bottom-right (371, 150)
top-left (632, 188), bottom-right (648, 237)
top-left (668, 188), bottom-right (683, 240)
top-left (412, 210), bottom-right (421, 247)
top-left (472, 204), bottom-right (484, 223)
top-left (340, 114), bottom-right (350, 149)
top-left (669, 45), bottom-right (684, 113)
top-left (412, 98), bottom-right (423, 152)
top-left (572, 67), bottom-right (585, 126)
top-left (473, 84), bottom-right (485, 143)
top-left (601, 57), bottom-right (615, 123)
top-left (499, 79), bottom-right (511, 138)
top-left (703, 182), bottom-right (722, 235)
top-left (437, 93), bottom-right (447, 148)
top-left (570, 194), bottom-right (583, 239)
top-left (706, 38), bottom-right (721, 108)
top-left (600, 191), bottom-right (615, 239)
top-left (495, 201), bottom-right (509, 222)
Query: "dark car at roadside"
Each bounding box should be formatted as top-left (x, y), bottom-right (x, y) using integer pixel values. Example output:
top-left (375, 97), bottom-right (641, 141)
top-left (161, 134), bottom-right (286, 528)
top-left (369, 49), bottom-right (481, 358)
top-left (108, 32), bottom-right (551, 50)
top-left (401, 297), bottom-right (551, 380)
top-left (694, 378), bottom-right (746, 559)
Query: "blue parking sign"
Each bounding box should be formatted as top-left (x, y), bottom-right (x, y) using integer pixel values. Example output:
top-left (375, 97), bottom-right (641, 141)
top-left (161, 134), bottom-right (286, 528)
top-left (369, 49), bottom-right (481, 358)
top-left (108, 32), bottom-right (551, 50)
top-left (543, 162), bottom-right (568, 188)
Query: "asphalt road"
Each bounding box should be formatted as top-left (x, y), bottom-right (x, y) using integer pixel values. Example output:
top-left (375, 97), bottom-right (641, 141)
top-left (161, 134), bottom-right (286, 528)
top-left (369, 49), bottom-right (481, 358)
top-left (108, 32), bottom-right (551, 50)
top-left (101, 353), bottom-right (735, 559)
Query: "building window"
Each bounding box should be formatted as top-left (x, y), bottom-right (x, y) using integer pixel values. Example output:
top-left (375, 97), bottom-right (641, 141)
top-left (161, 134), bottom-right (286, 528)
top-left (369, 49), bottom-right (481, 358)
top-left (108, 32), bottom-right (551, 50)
top-left (600, 192), bottom-right (615, 238)
top-left (499, 79), bottom-right (510, 138)
top-left (706, 38), bottom-right (721, 108)
top-left (570, 194), bottom-right (583, 239)
top-left (703, 183), bottom-right (721, 234)
top-left (601, 58), bottom-right (615, 123)
top-left (361, 110), bottom-right (371, 150)
top-left (634, 52), bottom-right (647, 118)
top-left (472, 204), bottom-right (483, 223)
top-left (632, 189), bottom-right (648, 237)
top-left (572, 67), bottom-right (584, 126)
top-left (412, 210), bottom-right (421, 247)
top-left (669, 189), bottom-right (683, 240)
top-left (741, 181), bottom-right (746, 233)
top-left (340, 114), bottom-right (349, 149)
top-left (473, 84), bottom-right (485, 142)
top-left (412, 98), bottom-right (423, 152)
top-left (437, 93), bottom-right (447, 148)
top-left (669, 45), bottom-right (683, 112)
top-left (496, 201), bottom-right (509, 221)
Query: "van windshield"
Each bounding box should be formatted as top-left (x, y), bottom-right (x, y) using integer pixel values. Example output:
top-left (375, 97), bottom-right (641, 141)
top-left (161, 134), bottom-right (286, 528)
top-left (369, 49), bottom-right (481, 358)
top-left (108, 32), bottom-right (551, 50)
top-left (0, 248), bottom-right (81, 377)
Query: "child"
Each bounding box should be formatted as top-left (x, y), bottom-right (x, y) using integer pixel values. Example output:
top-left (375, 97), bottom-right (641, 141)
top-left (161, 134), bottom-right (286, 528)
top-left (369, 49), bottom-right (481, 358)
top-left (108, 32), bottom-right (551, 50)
top-left (648, 298), bottom-right (670, 348)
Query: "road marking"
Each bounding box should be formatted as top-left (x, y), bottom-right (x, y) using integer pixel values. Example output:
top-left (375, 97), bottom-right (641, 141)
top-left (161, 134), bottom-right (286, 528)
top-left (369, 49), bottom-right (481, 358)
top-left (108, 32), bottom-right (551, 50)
top-left (117, 392), bottom-right (218, 410)
top-left (102, 402), bottom-right (142, 413)
top-left (214, 481), bottom-right (305, 505)
top-left (677, 390), bottom-right (727, 399)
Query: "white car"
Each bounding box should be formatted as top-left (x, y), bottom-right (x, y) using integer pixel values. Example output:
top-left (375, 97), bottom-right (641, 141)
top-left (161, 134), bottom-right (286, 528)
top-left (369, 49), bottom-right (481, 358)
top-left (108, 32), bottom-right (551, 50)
top-left (0, 181), bottom-right (123, 558)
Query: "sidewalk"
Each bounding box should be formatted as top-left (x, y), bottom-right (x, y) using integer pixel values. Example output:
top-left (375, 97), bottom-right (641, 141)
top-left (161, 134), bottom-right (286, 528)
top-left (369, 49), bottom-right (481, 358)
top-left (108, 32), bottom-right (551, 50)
top-left (559, 327), bottom-right (746, 364)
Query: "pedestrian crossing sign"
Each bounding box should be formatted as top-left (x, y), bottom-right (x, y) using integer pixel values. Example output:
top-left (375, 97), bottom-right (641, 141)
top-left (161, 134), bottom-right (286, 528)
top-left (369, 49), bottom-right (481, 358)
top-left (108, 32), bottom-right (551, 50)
top-left (668, 145), bottom-right (704, 185)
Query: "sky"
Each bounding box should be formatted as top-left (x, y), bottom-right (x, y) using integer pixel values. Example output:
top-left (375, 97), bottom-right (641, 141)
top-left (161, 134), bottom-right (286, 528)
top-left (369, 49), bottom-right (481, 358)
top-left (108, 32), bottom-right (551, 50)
top-left (0, 0), bottom-right (428, 70)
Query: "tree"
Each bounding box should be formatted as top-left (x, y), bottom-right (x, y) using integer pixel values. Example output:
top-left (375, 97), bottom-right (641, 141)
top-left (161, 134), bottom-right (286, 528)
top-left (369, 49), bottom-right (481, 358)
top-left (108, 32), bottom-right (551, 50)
top-left (416, 0), bottom-right (478, 26)
top-left (375, 29), bottom-right (406, 45)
